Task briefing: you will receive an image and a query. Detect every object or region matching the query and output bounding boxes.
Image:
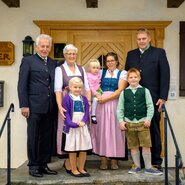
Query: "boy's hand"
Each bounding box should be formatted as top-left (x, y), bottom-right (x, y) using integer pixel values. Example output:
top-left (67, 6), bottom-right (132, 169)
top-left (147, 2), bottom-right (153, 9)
top-left (143, 120), bottom-right (151, 127)
top-left (120, 121), bottom-right (127, 130)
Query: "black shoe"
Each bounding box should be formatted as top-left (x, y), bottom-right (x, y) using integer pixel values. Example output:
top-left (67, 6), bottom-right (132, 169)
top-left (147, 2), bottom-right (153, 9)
top-left (91, 116), bottom-right (97, 124)
top-left (63, 161), bottom-right (72, 174)
top-left (71, 171), bottom-right (84, 177)
top-left (153, 165), bottom-right (163, 172)
top-left (40, 166), bottom-right (58, 175)
top-left (29, 169), bottom-right (43, 177)
top-left (80, 172), bottom-right (90, 177)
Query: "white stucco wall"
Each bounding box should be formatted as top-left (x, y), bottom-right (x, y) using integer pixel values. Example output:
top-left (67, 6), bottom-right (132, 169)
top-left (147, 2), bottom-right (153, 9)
top-left (0, 0), bottom-right (185, 168)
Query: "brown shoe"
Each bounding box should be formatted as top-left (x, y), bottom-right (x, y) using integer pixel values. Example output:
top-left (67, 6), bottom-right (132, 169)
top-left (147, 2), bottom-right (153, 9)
top-left (111, 159), bottom-right (119, 170)
top-left (100, 157), bottom-right (108, 170)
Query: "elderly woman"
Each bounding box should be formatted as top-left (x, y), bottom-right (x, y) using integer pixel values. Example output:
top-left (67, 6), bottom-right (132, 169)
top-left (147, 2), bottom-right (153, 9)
top-left (54, 44), bottom-right (91, 174)
top-left (91, 52), bottom-right (128, 170)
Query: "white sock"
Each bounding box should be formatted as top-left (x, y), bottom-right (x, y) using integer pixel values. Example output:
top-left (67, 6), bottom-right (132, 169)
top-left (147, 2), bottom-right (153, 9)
top-left (91, 116), bottom-right (96, 121)
top-left (142, 153), bottom-right (152, 169)
top-left (131, 151), bottom-right (140, 168)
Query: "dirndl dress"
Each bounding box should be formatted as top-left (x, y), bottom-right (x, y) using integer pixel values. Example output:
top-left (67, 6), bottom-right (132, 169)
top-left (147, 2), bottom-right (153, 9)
top-left (91, 69), bottom-right (126, 157)
top-left (64, 96), bottom-right (92, 152)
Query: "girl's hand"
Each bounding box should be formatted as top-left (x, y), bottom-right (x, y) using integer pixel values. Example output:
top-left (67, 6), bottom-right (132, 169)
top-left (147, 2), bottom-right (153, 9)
top-left (78, 121), bottom-right (85, 127)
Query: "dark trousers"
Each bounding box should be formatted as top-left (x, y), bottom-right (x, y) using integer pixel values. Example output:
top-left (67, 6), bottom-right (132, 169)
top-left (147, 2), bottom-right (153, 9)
top-left (150, 106), bottom-right (163, 166)
top-left (27, 112), bottom-right (53, 170)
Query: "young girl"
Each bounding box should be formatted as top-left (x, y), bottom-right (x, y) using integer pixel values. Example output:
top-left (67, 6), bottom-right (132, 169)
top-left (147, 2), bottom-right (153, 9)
top-left (62, 77), bottom-right (92, 177)
top-left (86, 59), bottom-right (103, 124)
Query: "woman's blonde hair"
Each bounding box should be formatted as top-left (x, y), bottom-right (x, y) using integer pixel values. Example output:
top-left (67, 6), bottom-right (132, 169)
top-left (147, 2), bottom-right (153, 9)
top-left (68, 77), bottom-right (83, 88)
top-left (85, 59), bottom-right (100, 72)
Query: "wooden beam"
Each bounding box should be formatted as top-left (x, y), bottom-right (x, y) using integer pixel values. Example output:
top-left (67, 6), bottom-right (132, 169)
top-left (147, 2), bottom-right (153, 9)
top-left (167, 0), bottom-right (185, 8)
top-left (1, 0), bottom-right (20, 7)
top-left (86, 0), bottom-right (98, 8)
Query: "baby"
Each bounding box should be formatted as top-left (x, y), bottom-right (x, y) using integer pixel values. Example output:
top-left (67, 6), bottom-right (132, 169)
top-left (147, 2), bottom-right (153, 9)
top-left (86, 59), bottom-right (103, 124)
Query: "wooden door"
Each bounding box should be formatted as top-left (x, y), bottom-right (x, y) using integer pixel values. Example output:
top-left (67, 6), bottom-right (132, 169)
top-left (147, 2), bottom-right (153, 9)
top-left (69, 30), bottom-right (134, 69)
top-left (50, 29), bottom-right (133, 69)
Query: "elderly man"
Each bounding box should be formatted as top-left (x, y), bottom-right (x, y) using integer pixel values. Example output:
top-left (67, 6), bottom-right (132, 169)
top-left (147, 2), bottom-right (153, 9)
top-left (18, 34), bottom-right (57, 177)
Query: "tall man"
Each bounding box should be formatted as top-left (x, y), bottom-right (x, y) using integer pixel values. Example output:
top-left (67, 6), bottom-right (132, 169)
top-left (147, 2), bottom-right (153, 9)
top-left (18, 34), bottom-right (57, 177)
top-left (125, 28), bottom-right (170, 171)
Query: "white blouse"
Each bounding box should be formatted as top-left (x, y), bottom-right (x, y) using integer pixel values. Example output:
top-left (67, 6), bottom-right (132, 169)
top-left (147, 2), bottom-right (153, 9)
top-left (100, 68), bottom-right (127, 80)
top-left (54, 61), bottom-right (90, 92)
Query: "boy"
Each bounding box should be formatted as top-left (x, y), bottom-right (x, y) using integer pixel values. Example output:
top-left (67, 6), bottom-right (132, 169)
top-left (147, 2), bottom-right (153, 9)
top-left (117, 68), bottom-right (163, 175)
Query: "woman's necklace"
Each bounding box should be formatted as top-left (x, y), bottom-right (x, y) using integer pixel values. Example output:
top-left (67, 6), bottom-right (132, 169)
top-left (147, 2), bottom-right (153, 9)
top-left (108, 69), bottom-right (114, 77)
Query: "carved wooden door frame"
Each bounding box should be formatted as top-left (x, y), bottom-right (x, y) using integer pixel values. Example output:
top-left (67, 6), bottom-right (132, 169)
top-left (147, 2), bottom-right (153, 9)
top-left (33, 20), bottom-right (171, 49)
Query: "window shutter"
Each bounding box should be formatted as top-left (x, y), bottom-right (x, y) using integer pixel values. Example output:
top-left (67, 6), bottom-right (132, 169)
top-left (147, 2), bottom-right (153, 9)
top-left (179, 22), bottom-right (185, 96)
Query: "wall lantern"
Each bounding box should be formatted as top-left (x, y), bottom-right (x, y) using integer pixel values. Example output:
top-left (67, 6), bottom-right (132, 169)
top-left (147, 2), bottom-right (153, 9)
top-left (22, 36), bottom-right (34, 56)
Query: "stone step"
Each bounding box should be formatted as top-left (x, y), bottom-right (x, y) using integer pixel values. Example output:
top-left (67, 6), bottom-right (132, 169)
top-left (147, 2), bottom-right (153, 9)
top-left (3, 155), bottom-right (176, 185)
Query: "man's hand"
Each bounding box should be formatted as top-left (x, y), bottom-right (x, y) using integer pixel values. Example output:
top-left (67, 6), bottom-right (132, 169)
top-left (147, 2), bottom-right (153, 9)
top-left (156, 99), bottom-right (166, 112)
top-left (21, 107), bottom-right (30, 118)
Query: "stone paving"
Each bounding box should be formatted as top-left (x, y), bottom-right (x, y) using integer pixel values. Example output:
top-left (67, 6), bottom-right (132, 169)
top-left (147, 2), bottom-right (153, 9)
top-left (0, 155), bottom-right (182, 185)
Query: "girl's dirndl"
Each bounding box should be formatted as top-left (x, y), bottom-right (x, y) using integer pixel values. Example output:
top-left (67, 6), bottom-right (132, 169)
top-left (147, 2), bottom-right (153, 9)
top-left (64, 94), bottom-right (92, 152)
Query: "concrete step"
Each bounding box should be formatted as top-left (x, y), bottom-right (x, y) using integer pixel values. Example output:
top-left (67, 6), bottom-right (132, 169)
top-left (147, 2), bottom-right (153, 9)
top-left (2, 155), bottom-right (176, 185)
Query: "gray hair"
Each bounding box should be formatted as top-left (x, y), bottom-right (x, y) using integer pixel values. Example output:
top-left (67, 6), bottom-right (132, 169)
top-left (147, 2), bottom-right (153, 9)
top-left (63, 44), bottom-right (78, 54)
top-left (35, 34), bottom-right (52, 46)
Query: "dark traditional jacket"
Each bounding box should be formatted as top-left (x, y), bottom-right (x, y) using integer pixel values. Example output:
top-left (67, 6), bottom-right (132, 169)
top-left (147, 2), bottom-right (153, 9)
top-left (125, 46), bottom-right (170, 103)
top-left (18, 54), bottom-right (57, 113)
